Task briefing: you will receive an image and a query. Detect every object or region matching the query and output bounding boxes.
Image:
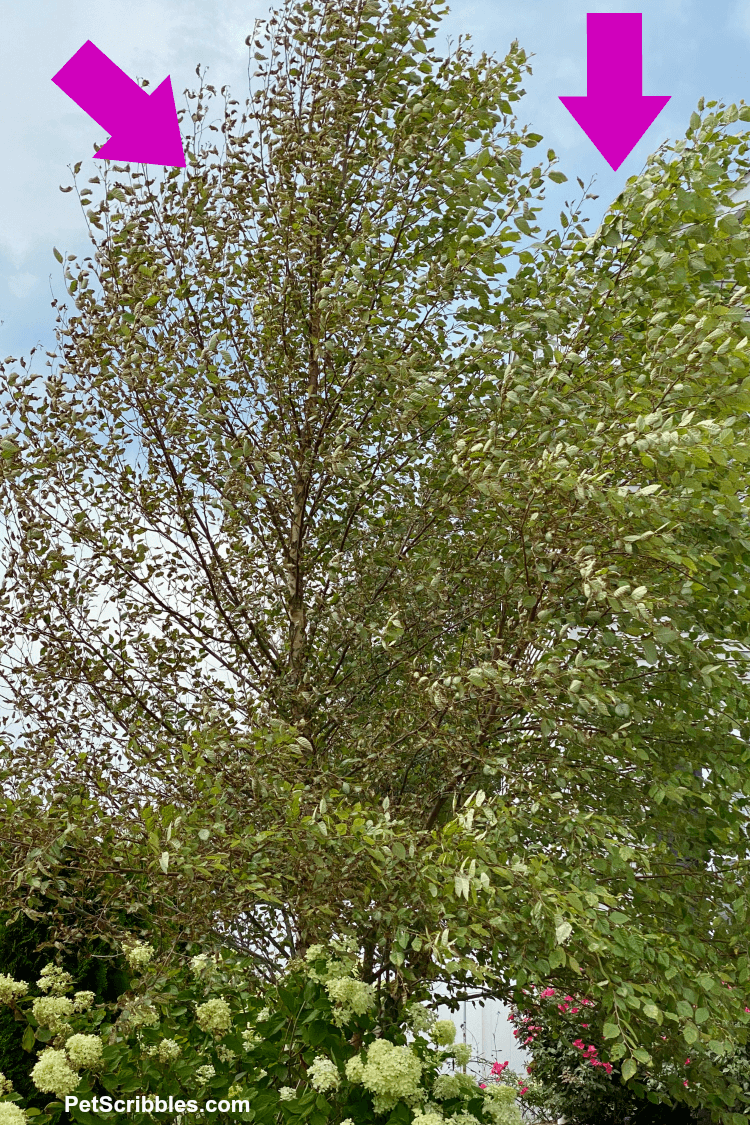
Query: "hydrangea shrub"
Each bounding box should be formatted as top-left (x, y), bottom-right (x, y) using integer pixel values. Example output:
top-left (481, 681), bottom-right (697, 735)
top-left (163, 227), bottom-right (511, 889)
top-left (0, 942), bottom-right (524, 1125)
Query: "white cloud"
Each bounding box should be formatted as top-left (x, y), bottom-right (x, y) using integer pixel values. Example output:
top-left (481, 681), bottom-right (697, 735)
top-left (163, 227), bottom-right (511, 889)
top-left (7, 272), bottom-right (37, 299)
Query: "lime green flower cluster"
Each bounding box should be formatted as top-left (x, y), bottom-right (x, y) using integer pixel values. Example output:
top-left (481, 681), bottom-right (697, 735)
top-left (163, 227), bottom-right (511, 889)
top-left (303, 943), bottom-right (376, 1025)
top-left (482, 1084), bottom-right (523, 1125)
top-left (123, 941), bottom-right (155, 971)
top-left (0, 974), bottom-right (28, 1006)
top-left (412, 1113), bottom-right (446, 1125)
top-left (195, 997), bottom-right (232, 1033)
top-left (325, 975), bottom-right (377, 1024)
top-left (0, 1103), bottom-right (27, 1125)
top-left (64, 1035), bottom-right (103, 1069)
top-left (433, 1073), bottom-right (478, 1101)
top-left (157, 1038), bottom-right (181, 1063)
top-left (36, 966), bottom-right (73, 996)
top-left (31, 995), bottom-right (74, 1034)
top-left (30, 1049), bottom-right (81, 1099)
top-left (430, 1020), bottom-right (457, 1047)
top-left (308, 1056), bottom-right (342, 1092)
top-left (346, 1039), bottom-right (423, 1115)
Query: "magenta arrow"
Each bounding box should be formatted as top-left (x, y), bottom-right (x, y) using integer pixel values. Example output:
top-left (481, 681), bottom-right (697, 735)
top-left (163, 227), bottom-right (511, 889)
top-left (52, 41), bottom-right (185, 168)
top-left (559, 14), bottom-right (670, 171)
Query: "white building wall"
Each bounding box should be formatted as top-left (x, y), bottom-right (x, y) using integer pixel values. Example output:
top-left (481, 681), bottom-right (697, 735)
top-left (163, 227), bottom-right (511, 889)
top-left (437, 997), bottom-right (530, 1077)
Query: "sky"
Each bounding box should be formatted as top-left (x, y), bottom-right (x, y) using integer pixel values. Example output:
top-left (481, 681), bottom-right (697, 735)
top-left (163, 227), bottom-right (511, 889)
top-left (2, 0), bottom-right (750, 358)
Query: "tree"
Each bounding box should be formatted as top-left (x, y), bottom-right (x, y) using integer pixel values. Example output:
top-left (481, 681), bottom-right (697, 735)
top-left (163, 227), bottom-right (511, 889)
top-left (0, 0), bottom-right (749, 1118)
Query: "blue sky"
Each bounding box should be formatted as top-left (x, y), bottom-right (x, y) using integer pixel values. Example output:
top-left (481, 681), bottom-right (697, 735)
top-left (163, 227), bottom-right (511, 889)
top-left (2, 0), bottom-right (750, 357)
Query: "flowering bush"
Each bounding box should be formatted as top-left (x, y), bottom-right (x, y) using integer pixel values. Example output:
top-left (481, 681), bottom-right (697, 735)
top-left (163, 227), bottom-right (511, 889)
top-left (0, 942), bottom-right (528, 1125)
top-left (508, 985), bottom-right (750, 1124)
top-left (0, 1104), bottom-right (27, 1125)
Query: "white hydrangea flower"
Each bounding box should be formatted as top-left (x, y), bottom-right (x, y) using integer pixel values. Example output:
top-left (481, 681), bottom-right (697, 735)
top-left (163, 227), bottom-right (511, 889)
top-left (195, 997), bottom-right (232, 1033)
top-left (72, 991), bottom-right (95, 1013)
top-left (430, 1020), bottom-right (456, 1047)
top-left (453, 1044), bottom-right (472, 1068)
top-left (36, 965), bottom-right (73, 996)
top-left (304, 944), bottom-right (327, 963)
top-left (325, 976), bottom-right (376, 1022)
top-left (345, 1055), bottom-right (366, 1083)
top-left (65, 1034), bottom-right (103, 1069)
top-left (307, 1056), bottom-right (341, 1092)
top-left (30, 1048), bottom-right (80, 1097)
top-left (216, 1045), bottom-right (236, 1063)
top-left (324, 958), bottom-right (355, 981)
top-left (195, 1065), bottom-right (216, 1083)
top-left (340, 1120), bottom-right (355, 1125)
top-left (482, 1085), bottom-right (522, 1125)
top-left (256, 1006), bottom-right (270, 1022)
top-left (412, 1114), bottom-right (445, 1125)
top-left (278, 1087), bottom-right (296, 1101)
top-left (450, 1115), bottom-right (481, 1125)
top-left (406, 1003), bottom-right (434, 1034)
top-left (373, 1094), bottom-right (399, 1115)
top-left (0, 1103), bottom-right (27, 1125)
top-left (242, 1027), bottom-right (261, 1049)
top-left (0, 1073), bottom-right (13, 1096)
top-left (123, 941), bottom-right (155, 971)
top-left (158, 1039), bottom-right (181, 1063)
top-left (433, 1074), bottom-right (462, 1100)
top-left (32, 996), bottom-right (74, 1030)
top-left (359, 1039), bottom-right (422, 1107)
top-left (0, 974), bottom-right (29, 1005)
top-left (228, 1086), bottom-right (244, 1098)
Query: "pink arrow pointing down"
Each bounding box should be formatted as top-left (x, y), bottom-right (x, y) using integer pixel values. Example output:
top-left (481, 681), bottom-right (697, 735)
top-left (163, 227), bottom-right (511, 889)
top-left (52, 41), bottom-right (185, 168)
top-left (559, 13), bottom-right (670, 171)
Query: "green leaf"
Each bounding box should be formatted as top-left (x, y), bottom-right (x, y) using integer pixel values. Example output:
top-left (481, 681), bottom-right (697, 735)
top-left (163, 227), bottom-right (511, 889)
top-left (602, 1023), bottom-right (620, 1039)
top-left (621, 1059), bottom-right (637, 1082)
top-left (53, 247), bottom-right (63, 263)
top-left (21, 1025), bottom-right (35, 1052)
top-left (683, 1022), bottom-right (699, 1045)
top-left (548, 171), bottom-right (568, 184)
top-left (554, 920), bottom-right (572, 944)
top-left (548, 947), bottom-right (566, 970)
